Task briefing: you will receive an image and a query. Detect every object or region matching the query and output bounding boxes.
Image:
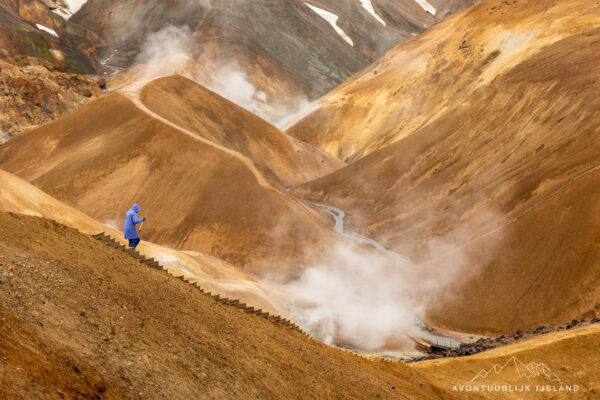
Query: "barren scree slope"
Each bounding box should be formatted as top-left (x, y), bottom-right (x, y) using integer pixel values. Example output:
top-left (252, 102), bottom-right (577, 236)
top-left (0, 168), bottom-right (311, 317)
top-left (0, 80), bottom-right (354, 277)
top-left (0, 0), bottom-right (103, 72)
top-left (70, 0), bottom-right (475, 100)
top-left (288, 0), bottom-right (600, 161)
top-left (293, 0), bottom-right (600, 334)
top-left (0, 212), bottom-right (448, 400)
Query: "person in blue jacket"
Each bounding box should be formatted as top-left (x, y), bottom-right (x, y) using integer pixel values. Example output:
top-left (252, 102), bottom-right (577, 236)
top-left (124, 204), bottom-right (146, 248)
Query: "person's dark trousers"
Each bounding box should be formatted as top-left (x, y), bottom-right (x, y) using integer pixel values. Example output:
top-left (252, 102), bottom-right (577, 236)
top-left (128, 238), bottom-right (141, 248)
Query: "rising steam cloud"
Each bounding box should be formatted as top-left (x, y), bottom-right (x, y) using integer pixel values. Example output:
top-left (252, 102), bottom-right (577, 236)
top-left (287, 242), bottom-right (422, 350)
top-left (134, 25), bottom-right (194, 75)
top-left (131, 24), bottom-right (486, 353)
top-left (205, 65), bottom-right (268, 115)
top-left (132, 25), bottom-right (265, 112)
top-left (129, 25), bottom-right (312, 127)
top-left (282, 219), bottom-right (491, 351)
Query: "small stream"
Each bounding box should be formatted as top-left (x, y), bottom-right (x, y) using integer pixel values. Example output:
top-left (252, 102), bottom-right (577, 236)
top-left (100, 49), bottom-right (125, 77)
top-left (314, 202), bottom-right (462, 353)
top-left (314, 203), bottom-right (410, 264)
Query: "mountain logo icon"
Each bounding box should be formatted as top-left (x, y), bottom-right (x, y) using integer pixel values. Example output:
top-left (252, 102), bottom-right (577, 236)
top-left (471, 356), bottom-right (561, 382)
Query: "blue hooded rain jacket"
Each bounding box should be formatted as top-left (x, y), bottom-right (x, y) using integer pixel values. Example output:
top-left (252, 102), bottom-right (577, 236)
top-left (124, 204), bottom-right (145, 239)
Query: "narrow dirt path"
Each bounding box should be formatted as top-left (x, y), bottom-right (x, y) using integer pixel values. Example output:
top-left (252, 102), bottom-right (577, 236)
top-left (119, 81), bottom-right (327, 223)
top-left (121, 82), bottom-right (270, 189)
top-left (126, 77), bottom-right (600, 258)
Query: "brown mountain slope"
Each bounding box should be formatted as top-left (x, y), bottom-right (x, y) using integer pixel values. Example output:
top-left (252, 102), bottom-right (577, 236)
top-left (0, 212), bottom-right (447, 399)
top-left (427, 168), bottom-right (600, 334)
top-left (288, 0), bottom-right (600, 161)
top-left (138, 75), bottom-right (344, 187)
top-left (0, 56), bottom-right (103, 142)
top-left (412, 324), bottom-right (600, 398)
top-left (0, 81), bottom-right (347, 276)
top-left (430, 0), bottom-right (481, 19)
top-left (0, 168), bottom-right (306, 318)
top-left (71, 0), bottom-right (475, 102)
top-left (0, 0), bottom-right (103, 73)
top-left (0, 0), bottom-right (108, 141)
top-left (294, 12), bottom-right (600, 333)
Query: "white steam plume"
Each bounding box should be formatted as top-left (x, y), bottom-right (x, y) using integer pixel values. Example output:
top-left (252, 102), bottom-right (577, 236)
top-left (276, 99), bottom-right (321, 130)
top-left (204, 65), bottom-right (269, 116)
top-left (133, 25), bottom-right (194, 79)
top-left (287, 242), bottom-right (422, 350)
top-left (125, 25), bottom-right (314, 127)
top-left (129, 26), bottom-right (268, 113)
top-left (280, 208), bottom-right (492, 351)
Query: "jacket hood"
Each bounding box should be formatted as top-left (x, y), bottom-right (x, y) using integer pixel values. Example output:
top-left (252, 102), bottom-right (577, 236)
top-left (131, 204), bottom-right (141, 213)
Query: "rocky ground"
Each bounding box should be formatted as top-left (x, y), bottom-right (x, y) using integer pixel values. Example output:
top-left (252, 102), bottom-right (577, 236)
top-left (410, 318), bottom-right (600, 362)
top-left (0, 56), bottom-right (104, 143)
top-left (0, 212), bottom-right (444, 399)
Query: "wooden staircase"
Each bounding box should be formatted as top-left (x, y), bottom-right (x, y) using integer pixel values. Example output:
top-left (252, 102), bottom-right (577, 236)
top-left (92, 232), bottom-right (307, 335)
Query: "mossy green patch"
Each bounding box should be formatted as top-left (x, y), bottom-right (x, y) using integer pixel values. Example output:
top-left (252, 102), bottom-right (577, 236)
top-left (11, 29), bottom-right (54, 62)
top-left (19, 23), bottom-right (33, 33)
top-left (65, 59), bottom-right (85, 75)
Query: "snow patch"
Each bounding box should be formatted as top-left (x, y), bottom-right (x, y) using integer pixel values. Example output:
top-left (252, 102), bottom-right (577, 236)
top-left (36, 24), bottom-right (59, 37)
top-left (358, 0), bottom-right (386, 26)
top-left (52, 8), bottom-right (70, 19)
top-left (305, 3), bottom-right (354, 46)
top-left (414, 0), bottom-right (436, 15)
top-left (51, 0), bottom-right (88, 20)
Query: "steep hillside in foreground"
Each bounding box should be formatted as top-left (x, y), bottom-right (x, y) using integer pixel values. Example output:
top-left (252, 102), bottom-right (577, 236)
top-left (288, 0), bottom-right (600, 161)
top-left (0, 168), bottom-right (305, 317)
top-left (0, 212), bottom-right (447, 399)
top-left (0, 82), bottom-right (349, 276)
top-left (294, 0), bottom-right (600, 334)
top-left (412, 324), bottom-right (600, 399)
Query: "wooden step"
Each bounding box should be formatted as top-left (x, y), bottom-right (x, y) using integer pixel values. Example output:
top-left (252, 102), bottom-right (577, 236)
top-left (91, 231), bottom-right (309, 338)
